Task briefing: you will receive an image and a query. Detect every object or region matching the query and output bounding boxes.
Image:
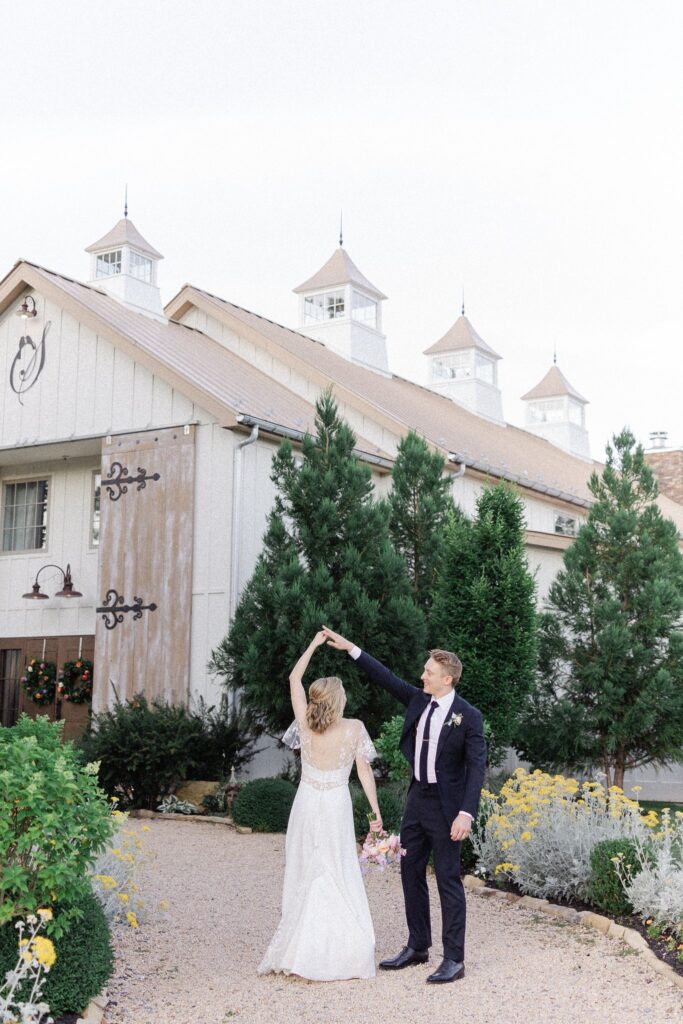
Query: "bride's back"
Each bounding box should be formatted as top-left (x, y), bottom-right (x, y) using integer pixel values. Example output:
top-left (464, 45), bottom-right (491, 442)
top-left (301, 717), bottom-right (363, 772)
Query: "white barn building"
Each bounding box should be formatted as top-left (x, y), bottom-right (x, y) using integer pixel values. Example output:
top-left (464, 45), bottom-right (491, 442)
top-left (1, 216), bottom-right (682, 797)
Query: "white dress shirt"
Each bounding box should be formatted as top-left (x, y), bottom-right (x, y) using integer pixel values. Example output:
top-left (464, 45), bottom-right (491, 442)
top-left (349, 645), bottom-right (472, 820)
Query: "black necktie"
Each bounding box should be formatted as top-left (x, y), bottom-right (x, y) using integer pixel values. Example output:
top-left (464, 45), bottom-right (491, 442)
top-left (419, 701), bottom-right (439, 784)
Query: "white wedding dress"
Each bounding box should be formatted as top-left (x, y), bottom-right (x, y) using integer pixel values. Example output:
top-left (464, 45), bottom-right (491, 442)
top-left (258, 717), bottom-right (377, 980)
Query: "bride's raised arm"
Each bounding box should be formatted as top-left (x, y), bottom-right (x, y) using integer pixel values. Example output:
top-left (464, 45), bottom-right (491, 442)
top-left (289, 631), bottom-right (327, 722)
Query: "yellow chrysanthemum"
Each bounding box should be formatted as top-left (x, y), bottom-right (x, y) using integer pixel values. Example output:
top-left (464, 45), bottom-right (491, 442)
top-left (31, 936), bottom-right (56, 968)
top-left (126, 911), bottom-right (139, 929)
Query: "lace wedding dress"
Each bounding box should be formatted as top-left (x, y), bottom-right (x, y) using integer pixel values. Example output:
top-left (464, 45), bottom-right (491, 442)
top-left (258, 717), bottom-right (377, 980)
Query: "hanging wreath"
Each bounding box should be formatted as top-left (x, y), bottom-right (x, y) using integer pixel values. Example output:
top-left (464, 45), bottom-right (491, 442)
top-left (21, 659), bottom-right (57, 705)
top-left (57, 659), bottom-right (94, 704)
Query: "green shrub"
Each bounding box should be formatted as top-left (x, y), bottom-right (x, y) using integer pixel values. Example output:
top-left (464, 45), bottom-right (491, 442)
top-left (352, 785), bottom-right (404, 840)
top-left (233, 778), bottom-right (297, 832)
top-left (77, 695), bottom-right (254, 809)
top-left (375, 715), bottom-right (409, 782)
top-left (0, 715), bottom-right (116, 936)
top-left (0, 888), bottom-right (114, 1017)
top-left (589, 838), bottom-right (640, 915)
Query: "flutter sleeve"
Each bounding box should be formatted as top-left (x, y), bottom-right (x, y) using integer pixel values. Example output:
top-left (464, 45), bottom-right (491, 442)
top-left (355, 721), bottom-right (377, 763)
top-left (281, 720), bottom-right (301, 750)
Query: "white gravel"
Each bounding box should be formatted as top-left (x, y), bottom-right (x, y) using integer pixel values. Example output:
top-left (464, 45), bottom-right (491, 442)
top-left (105, 820), bottom-right (683, 1024)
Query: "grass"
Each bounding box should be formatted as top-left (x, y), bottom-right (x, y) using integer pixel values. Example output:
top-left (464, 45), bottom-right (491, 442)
top-left (639, 800), bottom-right (683, 814)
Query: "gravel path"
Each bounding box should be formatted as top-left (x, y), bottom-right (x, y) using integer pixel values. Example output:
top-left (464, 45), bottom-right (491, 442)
top-left (106, 820), bottom-right (683, 1024)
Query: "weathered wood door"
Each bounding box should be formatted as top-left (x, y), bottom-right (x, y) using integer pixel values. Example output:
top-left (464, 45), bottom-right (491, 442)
top-left (93, 425), bottom-right (195, 712)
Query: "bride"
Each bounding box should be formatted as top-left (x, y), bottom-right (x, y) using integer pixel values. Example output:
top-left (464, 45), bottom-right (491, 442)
top-left (258, 631), bottom-right (382, 981)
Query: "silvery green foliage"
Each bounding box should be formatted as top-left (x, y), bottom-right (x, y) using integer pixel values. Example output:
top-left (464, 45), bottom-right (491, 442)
top-left (471, 774), bottom-right (647, 903)
top-left (0, 918), bottom-right (53, 1024)
top-left (156, 795), bottom-right (200, 815)
top-left (90, 826), bottom-right (148, 925)
top-left (614, 810), bottom-right (683, 938)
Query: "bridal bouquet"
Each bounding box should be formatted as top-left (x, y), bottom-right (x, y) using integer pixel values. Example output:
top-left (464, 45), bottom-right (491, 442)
top-left (359, 828), bottom-right (406, 874)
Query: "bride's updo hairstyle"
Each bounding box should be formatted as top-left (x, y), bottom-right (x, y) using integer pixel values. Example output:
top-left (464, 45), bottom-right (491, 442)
top-left (306, 676), bottom-right (346, 733)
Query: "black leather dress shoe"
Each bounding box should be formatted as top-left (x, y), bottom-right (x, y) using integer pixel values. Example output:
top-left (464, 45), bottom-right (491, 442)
top-left (426, 958), bottom-right (465, 983)
top-left (379, 946), bottom-right (429, 970)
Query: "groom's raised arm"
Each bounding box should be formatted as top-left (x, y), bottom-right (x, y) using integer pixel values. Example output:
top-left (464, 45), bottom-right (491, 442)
top-left (322, 626), bottom-right (420, 708)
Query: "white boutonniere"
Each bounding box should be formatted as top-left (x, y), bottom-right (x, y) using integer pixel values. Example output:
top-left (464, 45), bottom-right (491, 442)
top-left (448, 712), bottom-right (463, 728)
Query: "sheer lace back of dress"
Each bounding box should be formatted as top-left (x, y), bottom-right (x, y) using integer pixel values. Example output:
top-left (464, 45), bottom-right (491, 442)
top-left (282, 717), bottom-right (377, 791)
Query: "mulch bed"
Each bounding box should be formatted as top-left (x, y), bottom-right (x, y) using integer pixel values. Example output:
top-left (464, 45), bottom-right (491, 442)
top-left (482, 876), bottom-right (683, 978)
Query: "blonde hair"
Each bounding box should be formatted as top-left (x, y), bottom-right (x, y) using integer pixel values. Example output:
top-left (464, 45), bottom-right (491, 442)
top-left (306, 676), bottom-right (346, 733)
top-left (429, 649), bottom-right (463, 685)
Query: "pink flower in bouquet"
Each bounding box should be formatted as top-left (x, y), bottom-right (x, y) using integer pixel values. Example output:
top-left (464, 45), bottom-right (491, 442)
top-left (359, 829), bottom-right (406, 874)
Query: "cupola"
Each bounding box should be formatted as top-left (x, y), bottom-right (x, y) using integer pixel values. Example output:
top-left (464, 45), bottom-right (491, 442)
top-left (521, 363), bottom-right (590, 458)
top-left (293, 243), bottom-right (389, 374)
top-left (86, 212), bottom-right (165, 321)
top-left (424, 308), bottom-right (504, 423)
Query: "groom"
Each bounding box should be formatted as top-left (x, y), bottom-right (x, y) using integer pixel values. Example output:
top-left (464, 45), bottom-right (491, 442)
top-left (322, 627), bottom-right (486, 984)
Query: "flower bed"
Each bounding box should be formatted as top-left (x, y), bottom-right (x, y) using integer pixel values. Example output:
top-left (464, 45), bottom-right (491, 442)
top-left (471, 768), bottom-right (683, 971)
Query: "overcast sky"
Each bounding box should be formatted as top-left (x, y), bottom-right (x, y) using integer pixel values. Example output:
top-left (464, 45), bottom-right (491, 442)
top-left (2, 1), bottom-right (681, 458)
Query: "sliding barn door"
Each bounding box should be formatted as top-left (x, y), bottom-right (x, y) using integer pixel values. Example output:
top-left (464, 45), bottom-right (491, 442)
top-left (93, 425), bottom-right (195, 712)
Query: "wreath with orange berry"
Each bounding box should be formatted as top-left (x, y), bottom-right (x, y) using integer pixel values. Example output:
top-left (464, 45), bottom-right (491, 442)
top-left (21, 659), bottom-right (57, 705)
top-left (57, 659), bottom-right (94, 704)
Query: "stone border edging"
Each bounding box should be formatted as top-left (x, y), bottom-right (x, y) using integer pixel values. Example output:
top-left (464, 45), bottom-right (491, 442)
top-left (463, 875), bottom-right (683, 992)
top-left (76, 987), bottom-right (108, 1024)
top-left (129, 809), bottom-right (237, 827)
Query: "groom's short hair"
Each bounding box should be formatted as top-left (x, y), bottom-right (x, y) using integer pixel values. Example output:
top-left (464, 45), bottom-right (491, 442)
top-left (429, 649), bottom-right (463, 686)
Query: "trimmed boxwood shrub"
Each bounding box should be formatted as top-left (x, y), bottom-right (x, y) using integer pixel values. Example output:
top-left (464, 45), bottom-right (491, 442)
top-left (352, 786), bottom-right (404, 840)
top-left (0, 888), bottom-right (114, 1017)
top-left (233, 777), bottom-right (297, 832)
top-left (589, 838), bottom-right (639, 916)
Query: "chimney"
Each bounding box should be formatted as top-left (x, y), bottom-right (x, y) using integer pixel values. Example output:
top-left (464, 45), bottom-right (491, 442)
top-left (644, 435), bottom-right (683, 506)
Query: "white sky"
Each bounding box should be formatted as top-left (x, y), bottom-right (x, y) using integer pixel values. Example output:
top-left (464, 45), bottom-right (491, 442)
top-left (2, 0), bottom-right (682, 458)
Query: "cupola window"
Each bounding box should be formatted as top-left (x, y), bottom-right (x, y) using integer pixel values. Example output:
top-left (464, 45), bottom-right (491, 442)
top-left (433, 352), bottom-right (472, 380)
top-left (568, 399), bottom-right (584, 426)
top-left (129, 250), bottom-right (153, 283)
top-left (528, 398), bottom-right (564, 424)
top-left (351, 290), bottom-right (377, 328)
top-left (475, 353), bottom-right (494, 384)
top-left (95, 249), bottom-right (122, 277)
top-left (304, 290), bottom-right (345, 324)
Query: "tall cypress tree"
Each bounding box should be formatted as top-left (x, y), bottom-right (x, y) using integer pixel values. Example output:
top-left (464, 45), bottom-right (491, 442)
top-left (517, 430), bottom-right (683, 788)
top-left (387, 431), bottom-right (455, 618)
top-left (430, 483), bottom-right (538, 764)
top-left (210, 391), bottom-right (426, 738)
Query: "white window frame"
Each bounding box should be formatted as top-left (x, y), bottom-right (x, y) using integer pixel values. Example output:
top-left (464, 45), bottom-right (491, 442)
top-left (90, 471), bottom-right (101, 549)
top-left (351, 290), bottom-right (377, 328)
top-left (554, 511), bottom-right (577, 536)
top-left (95, 249), bottom-right (122, 277)
top-left (1, 476), bottom-right (50, 554)
top-left (129, 249), bottom-right (153, 283)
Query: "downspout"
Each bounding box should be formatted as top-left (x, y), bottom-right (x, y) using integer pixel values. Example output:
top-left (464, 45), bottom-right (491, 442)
top-left (228, 424), bottom-right (259, 712)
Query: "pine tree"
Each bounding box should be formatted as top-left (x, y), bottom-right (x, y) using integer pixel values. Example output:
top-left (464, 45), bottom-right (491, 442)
top-left (209, 391), bottom-right (426, 738)
top-left (516, 430), bottom-right (683, 788)
top-left (430, 483), bottom-right (538, 764)
top-left (387, 431), bottom-right (454, 617)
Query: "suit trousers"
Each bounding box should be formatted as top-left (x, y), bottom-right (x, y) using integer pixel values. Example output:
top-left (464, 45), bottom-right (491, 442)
top-left (399, 782), bottom-right (465, 962)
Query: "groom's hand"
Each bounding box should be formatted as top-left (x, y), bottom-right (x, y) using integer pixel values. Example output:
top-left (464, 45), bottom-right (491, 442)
top-left (321, 625), bottom-right (353, 652)
top-left (450, 813), bottom-right (473, 842)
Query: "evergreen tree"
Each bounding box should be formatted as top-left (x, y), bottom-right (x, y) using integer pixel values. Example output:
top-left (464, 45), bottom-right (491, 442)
top-left (516, 430), bottom-right (683, 788)
top-left (430, 483), bottom-right (538, 764)
top-left (209, 391), bottom-right (426, 738)
top-left (387, 431), bottom-right (455, 617)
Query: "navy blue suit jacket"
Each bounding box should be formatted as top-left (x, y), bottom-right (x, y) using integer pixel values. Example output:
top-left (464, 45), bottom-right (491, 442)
top-left (357, 651), bottom-right (487, 825)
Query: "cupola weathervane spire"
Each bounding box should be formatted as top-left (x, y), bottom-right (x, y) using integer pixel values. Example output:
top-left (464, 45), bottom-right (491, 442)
top-left (339, 210), bottom-right (343, 248)
top-left (124, 184), bottom-right (128, 219)
top-left (461, 286), bottom-right (465, 317)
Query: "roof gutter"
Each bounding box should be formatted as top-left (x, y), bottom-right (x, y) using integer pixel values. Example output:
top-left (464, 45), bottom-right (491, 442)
top-left (447, 451), bottom-right (591, 509)
top-left (234, 414), bottom-right (395, 472)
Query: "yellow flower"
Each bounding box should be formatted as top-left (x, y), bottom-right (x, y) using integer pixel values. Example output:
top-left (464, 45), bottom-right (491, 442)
top-left (118, 893), bottom-right (129, 904)
top-left (521, 832), bottom-right (532, 841)
top-left (126, 911), bottom-right (139, 929)
top-left (158, 900), bottom-right (170, 911)
top-left (37, 908), bottom-right (53, 921)
top-left (31, 936), bottom-right (56, 968)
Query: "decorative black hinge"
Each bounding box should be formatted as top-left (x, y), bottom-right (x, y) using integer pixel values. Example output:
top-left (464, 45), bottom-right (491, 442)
top-left (97, 589), bottom-right (158, 630)
top-left (104, 462), bottom-right (161, 501)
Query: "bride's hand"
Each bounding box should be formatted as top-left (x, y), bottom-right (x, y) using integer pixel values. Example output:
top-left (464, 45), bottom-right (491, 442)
top-left (368, 815), bottom-right (383, 833)
top-left (310, 630), bottom-right (328, 649)
top-left (321, 625), bottom-right (353, 651)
